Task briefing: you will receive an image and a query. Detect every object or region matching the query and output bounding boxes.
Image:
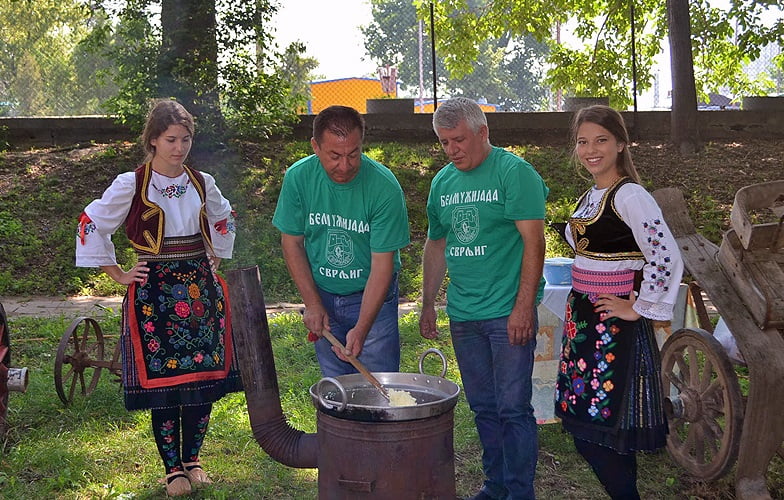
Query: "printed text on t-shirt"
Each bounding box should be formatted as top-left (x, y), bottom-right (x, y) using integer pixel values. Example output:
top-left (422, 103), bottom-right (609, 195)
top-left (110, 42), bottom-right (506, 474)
top-left (440, 189), bottom-right (499, 207)
top-left (309, 212), bottom-right (370, 233)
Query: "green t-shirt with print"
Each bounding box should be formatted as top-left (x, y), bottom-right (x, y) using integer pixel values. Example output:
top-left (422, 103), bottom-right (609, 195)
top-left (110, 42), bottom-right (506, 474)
top-left (273, 153), bottom-right (410, 295)
top-left (427, 146), bottom-right (549, 322)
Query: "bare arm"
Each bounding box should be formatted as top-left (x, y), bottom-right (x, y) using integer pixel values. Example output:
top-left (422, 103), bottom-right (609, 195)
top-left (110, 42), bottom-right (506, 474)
top-left (419, 237), bottom-right (447, 340)
top-left (280, 233), bottom-right (330, 337)
top-left (507, 219), bottom-right (545, 345)
top-left (342, 251), bottom-right (395, 358)
top-left (100, 262), bottom-right (149, 286)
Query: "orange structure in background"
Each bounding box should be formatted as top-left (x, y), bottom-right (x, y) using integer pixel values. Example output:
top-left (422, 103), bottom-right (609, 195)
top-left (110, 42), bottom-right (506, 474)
top-left (412, 99), bottom-right (497, 113)
top-left (308, 77), bottom-right (394, 114)
top-left (306, 77), bottom-right (498, 115)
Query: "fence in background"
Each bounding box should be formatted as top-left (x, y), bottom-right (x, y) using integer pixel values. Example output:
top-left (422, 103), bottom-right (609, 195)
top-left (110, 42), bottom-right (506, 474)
top-left (4, 108), bottom-right (783, 151)
top-left (1, 2), bottom-right (781, 117)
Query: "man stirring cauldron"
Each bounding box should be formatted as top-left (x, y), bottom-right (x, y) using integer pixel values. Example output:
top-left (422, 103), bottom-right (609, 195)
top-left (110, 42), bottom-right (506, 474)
top-left (273, 105), bottom-right (410, 377)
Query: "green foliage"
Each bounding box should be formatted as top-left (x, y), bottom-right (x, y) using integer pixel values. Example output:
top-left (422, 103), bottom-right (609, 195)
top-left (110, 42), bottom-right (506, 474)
top-left (0, 0), bottom-right (105, 116)
top-left (1, 137), bottom-right (776, 302)
top-left (80, 0), bottom-right (302, 139)
top-left (81, 0), bottom-right (160, 132)
top-left (689, 0), bottom-right (780, 101)
top-left (772, 52), bottom-right (784, 93)
top-left (366, 0), bottom-right (550, 110)
top-left (0, 141), bottom-right (139, 296)
top-left (274, 41), bottom-right (321, 110)
top-left (420, 0), bottom-right (784, 106)
top-left (220, 56), bottom-right (302, 140)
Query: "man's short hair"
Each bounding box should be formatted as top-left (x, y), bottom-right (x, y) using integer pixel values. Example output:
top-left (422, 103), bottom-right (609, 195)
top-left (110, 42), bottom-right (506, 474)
top-left (432, 97), bottom-right (487, 133)
top-left (313, 105), bottom-right (365, 144)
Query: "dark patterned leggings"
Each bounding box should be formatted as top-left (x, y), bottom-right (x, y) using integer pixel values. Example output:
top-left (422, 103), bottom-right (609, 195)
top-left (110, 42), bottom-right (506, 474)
top-left (573, 437), bottom-right (640, 499)
top-left (151, 404), bottom-right (212, 474)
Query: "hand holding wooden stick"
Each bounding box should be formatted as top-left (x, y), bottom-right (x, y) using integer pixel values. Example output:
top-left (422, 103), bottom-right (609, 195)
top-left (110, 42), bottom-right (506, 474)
top-left (319, 329), bottom-right (390, 401)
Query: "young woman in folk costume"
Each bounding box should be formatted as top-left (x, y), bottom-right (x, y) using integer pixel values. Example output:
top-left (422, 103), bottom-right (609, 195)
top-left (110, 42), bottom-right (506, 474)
top-left (554, 105), bottom-right (684, 499)
top-left (76, 99), bottom-right (241, 496)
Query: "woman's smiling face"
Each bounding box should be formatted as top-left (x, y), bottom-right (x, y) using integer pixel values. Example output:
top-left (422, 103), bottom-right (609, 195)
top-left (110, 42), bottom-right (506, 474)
top-left (575, 121), bottom-right (625, 188)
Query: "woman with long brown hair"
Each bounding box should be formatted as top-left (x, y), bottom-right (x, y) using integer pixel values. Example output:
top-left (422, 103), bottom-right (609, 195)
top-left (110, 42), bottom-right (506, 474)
top-left (76, 99), bottom-right (241, 496)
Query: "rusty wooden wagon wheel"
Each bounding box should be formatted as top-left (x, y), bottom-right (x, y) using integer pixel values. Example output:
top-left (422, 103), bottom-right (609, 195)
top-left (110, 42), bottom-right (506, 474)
top-left (55, 317), bottom-right (106, 405)
top-left (660, 327), bottom-right (743, 481)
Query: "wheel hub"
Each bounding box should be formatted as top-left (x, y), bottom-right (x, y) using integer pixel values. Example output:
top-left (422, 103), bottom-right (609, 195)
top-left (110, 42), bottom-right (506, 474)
top-left (69, 351), bottom-right (91, 372)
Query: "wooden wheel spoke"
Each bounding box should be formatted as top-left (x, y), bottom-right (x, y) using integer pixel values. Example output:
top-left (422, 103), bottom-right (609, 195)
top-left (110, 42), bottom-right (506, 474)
top-left (702, 381), bottom-right (727, 415)
top-left (66, 373), bottom-right (79, 401)
top-left (62, 365), bottom-right (75, 383)
top-left (684, 421), bottom-right (697, 451)
top-left (686, 345), bottom-right (700, 386)
top-left (671, 416), bottom-right (687, 435)
top-left (672, 351), bottom-right (691, 386)
top-left (84, 342), bottom-right (103, 358)
top-left (78, 324), bottom-right (92, 351)
top-left (663, 359), bottom-right (686, 389)
top-left (699, 357), bottom-right (715, 392)
top-left (693, 422), bottom-right (706, 463)
top-left (704, 418), bottom-right (725, 446)
top-left (696, 418), bottom-right (719, 445)
top-left (701, 378), bottom-right (723, 400)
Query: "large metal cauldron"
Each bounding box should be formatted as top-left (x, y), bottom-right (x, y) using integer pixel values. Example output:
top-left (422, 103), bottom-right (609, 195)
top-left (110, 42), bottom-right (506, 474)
top-left (310, 349), bottom-right (460, 499)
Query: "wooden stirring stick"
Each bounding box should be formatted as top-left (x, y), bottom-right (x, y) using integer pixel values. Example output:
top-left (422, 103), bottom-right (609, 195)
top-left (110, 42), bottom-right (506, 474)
top-left (319, 329), bottom-right (390, 401)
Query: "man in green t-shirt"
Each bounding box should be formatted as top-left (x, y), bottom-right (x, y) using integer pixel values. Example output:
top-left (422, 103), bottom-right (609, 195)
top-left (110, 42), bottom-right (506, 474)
top-left (272, 105), bottom-right (410, 377)
top-left (420, 98), bottom-right (548, 500)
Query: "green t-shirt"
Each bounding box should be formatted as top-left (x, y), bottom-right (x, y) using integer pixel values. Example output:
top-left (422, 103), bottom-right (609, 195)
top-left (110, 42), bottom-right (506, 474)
top-left (273, 153), bottom-right (410, 295)
top-left (427, 146), bottom-right (549, 322)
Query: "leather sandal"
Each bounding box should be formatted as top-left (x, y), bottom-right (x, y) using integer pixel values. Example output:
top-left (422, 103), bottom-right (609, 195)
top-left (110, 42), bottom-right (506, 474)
top-left (183, 461), bottom-right (212, 486)
top-left (164, 471), bottom-right (192, 497)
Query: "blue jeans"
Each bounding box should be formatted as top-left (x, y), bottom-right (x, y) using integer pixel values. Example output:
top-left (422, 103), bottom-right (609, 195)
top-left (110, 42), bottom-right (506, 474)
top-left (450, 314), bottom-right (538, 500)
top-left (314, 275), bottom-right (400, 377)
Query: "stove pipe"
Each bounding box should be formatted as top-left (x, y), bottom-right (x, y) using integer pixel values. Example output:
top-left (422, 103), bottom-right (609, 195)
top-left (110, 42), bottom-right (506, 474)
top-left (225, 267), bottom-right (317, 468)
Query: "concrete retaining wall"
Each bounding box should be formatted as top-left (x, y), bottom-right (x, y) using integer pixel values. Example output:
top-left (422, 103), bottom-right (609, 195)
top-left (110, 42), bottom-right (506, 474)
top-left (0, 116), bottom-right (133, 149)
top-left (2, 110), bottom-right (782, 149)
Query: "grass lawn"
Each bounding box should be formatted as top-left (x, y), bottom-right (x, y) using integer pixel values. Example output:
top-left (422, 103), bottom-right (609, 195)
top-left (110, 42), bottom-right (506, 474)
top-left (1, 137), bottom-right (783, 498)
top-left (3, 308), bottom-right (781, 499)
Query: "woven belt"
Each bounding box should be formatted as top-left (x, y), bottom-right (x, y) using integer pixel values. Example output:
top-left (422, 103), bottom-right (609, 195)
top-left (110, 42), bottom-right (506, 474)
top-left (571, 266), bottom-right (636, 296)
top-left (137, 234), bottom-right (206, 261)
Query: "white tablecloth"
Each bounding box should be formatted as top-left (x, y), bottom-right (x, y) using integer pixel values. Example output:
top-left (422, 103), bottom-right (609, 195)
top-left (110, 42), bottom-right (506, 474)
top-left (540, 284), bottom-right (572, 321)
top-left (532, 284), bottom-right (570, 423)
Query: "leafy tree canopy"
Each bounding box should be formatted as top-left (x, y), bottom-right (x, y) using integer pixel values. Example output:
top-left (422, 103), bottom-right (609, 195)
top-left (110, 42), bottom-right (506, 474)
top-left (0, 0), bottom-right (106, 115)
top-left (414, 0), bottom-right (784, 108)
top-left (83, 0), bottom-right (304, 140)
top-left (363, 0), bottom-right (550, 111)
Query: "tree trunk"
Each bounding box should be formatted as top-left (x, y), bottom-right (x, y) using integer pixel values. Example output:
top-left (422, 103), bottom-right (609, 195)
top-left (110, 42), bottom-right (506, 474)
top-left (667, 0), bottom-right (701, 154)
top-left (159, 0), bottom-right (225, 146)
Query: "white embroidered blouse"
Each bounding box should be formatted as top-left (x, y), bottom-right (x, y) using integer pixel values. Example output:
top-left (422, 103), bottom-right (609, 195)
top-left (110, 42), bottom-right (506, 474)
top-left (565, 182), bottom-right (684, 321)
top-left (75, 170), bottom-right (236, 267)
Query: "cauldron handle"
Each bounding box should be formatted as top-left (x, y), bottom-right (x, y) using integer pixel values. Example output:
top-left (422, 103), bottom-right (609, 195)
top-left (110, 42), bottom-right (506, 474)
top-left (316, 377), bottom-right (348, 412)
top-left (418, 348), bottom-right (447, 378)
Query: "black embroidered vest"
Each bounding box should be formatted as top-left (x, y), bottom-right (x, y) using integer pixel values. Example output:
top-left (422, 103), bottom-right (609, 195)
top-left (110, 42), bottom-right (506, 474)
top-left (569, 177), bottom-right (644, 261)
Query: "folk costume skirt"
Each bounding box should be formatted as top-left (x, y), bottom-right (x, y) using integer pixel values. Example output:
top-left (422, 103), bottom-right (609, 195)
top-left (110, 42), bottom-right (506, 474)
top-left (121, 234), bottom-right (242, 411)
top-left (554, 267), bottom-right (667, 453)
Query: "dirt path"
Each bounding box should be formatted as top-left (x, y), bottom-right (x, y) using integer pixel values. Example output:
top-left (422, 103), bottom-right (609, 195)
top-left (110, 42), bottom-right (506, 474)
top-left (0, 295), bottom-right (420, 319)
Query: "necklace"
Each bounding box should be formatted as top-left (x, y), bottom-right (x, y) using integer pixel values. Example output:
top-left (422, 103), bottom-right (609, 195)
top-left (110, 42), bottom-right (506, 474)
top-left (152, 178), bottom-right (190, 198)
